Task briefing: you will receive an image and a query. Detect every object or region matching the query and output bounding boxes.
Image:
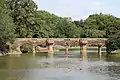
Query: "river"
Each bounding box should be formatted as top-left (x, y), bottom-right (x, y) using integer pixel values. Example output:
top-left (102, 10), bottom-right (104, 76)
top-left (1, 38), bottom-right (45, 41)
top-left (0, 50), bottom-right (120, 80)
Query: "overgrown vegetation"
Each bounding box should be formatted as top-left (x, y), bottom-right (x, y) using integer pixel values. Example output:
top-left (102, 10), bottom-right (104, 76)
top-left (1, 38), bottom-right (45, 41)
top-left (20, 43), bottom-right (33, 53)
top-left (0, 0), bottom-right (15, 53)
top-left (0, 0), bottom-right (119, 54)
top-left (106, 22), bottom-right (120, 54)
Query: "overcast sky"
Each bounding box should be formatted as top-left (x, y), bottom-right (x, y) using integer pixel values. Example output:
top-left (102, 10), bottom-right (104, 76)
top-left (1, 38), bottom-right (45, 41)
top-left (33, 0), bottom-right (120, 20)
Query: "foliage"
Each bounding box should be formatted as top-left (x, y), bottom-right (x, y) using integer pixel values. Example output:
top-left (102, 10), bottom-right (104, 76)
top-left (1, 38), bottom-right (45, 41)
top-left (33, 10), bottom-right (59, 38)
top-left (5, 0), bottom-right (119, 39)
top-left (55, 18), bottom-right (80, 38)
top-left (0, 4), bottom-right (15, 53)
top-left (106, 22), bottom-right (120, 53)
top-left (1, 0), bottom-right (120, 54)
top-left (33, 10), bottom-right (80, 38)
top-left (5, 0), bottom-right (38, 38)
top-left (74, 13), bottom-right (118, 38)
top-left (21, 43), bottom-right (33, 53)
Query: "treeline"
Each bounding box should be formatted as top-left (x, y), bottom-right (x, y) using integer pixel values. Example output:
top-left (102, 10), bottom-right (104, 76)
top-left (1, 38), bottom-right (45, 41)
top-left (0, 0), bottom-right (120, 53)
top-left (4, 0), bottom-right (120, 38)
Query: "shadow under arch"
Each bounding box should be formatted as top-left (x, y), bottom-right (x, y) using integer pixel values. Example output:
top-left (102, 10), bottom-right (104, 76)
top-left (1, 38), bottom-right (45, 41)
top-left (20, 42), bottom-right (49, 54)
top-left (20, 43), bottom-right (33, 53)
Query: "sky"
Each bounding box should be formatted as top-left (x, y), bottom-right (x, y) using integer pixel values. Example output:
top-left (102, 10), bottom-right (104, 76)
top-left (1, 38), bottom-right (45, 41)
top-left (33, 0), bottom-right (120, 20)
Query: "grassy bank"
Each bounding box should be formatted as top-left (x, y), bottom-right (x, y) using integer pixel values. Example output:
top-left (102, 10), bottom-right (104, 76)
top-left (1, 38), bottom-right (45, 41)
top-left (112, 49), bottom-right (120, 54)
top-left (57, 46), bottom-right (106, 51)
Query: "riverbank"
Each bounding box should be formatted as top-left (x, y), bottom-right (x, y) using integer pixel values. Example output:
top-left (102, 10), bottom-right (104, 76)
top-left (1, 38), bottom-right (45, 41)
top-left (112, 49), bottom-right (120, 54)
top-left (56, 46), bottom-right (106, 51)
top-left (0, 53), bottom-right (8, 56)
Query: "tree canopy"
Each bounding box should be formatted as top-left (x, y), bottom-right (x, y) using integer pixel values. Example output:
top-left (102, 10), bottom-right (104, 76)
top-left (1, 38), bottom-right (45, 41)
top-left (76, 13), bottom-right (118, 38)
top-left (5, 0), bottom-right (38, 38)
top-left (0, 0), bottom-right (119, 53)
top-left (106, 22), bottom-right (120, 53)
top-left (0, 0), bottom-right (15, 53)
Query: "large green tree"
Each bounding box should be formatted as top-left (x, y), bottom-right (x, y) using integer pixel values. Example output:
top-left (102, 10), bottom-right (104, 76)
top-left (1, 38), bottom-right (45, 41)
top-left (55, 18), bottom-right (80, 38)
top-left (5, 0), bottom-right (37, 37)
top-left (106, 22), bottom-right (120, 54)
top-left (0, 0), bottom-right (15, 53)
top-left (82, 13), bottom-right (118, 38)
top-left (74, 20), bottom-right (84, 37)
top-left (0, 0), bottom-right (4, 10)
top-left (33, 10), bottom-right (80, 38)
top-left (33, 10), bottom-right (59, 38)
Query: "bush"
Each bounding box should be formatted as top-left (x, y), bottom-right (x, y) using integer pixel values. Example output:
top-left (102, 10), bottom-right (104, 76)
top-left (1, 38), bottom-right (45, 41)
top-left (20, 43), bottom-right (33, 53)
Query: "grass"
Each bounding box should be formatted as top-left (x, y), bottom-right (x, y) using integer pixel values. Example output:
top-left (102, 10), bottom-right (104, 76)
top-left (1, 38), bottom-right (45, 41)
top-left (112, 49), bottom-right (120, 54)
top-left (56, 46), bottom-right (106, 51)
top-left (58, 47), bottom-right (80, 51)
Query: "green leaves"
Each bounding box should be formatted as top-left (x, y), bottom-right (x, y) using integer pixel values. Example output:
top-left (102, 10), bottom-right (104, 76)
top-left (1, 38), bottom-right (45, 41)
top-left (0, 8), bottom-right (15, 52)
top-left (80, 13), bottom-right (118, 38)
top-left (106, 22), bottom-right (120, 53)
top-left (1, 0), bottom-right (120, 54)
top-left (33, 10), bottom-right (79, 38)
top-left (5, 0), bottom-right (37, 37)
top-left (55, 18), bottom-right (79, 38)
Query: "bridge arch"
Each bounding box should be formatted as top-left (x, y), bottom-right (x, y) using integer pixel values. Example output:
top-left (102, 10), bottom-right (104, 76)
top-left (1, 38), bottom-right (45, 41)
top-left (8, 38), bottom-right (107, 56)
top-left (8, 38), bottom-right (55, 55)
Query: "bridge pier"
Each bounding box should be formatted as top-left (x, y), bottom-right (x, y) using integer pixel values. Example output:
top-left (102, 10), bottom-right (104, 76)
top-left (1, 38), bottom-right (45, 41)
top-left (65, 42), bottom-right (69, 55)
top-left (65, 46), bottom-right (69, 55)
top-left (98, 43), bottom-right (102, 56)
top-left (16, 46), bottom-right (22, 54)
top-left (8, 44), bottom-right (22, 55)
top-left (79, 40), bottom-right (88, 57)
top-left (48, 44), bottom-right (54, 53)
top-left (32, 45), bottom-right (36, 56)
top-left (32, 41), bottom-right (36, 56)
top-left (46, 39), bottom-right (54, 54)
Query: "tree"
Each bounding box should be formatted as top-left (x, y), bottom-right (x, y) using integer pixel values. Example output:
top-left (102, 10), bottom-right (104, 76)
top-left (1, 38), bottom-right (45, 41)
top-left (32, 10), bottom-right (59, 38)
top-left (33, 10), bottom-right (80, 38)
top-left (5, 0), bottom-right (38, 37)
top-left (74, 20), bottom-right (84, 37)
top-left (0, 0), bottom-right (4, 10)
top-left (54, 18), bottom-right (80, 38)
top-left (0, 1), bottom-right (15, 53)
top-left (83, 13), bottom-right (117, 38)
top-left (74, 19), bottom-right (84, 28)
top-left (106, 22), bottom-right (120, 54)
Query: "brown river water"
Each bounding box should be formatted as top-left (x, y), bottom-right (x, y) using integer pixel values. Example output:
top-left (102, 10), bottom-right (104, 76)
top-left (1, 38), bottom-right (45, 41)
top-left (0, 50), bottom-right (120, 80)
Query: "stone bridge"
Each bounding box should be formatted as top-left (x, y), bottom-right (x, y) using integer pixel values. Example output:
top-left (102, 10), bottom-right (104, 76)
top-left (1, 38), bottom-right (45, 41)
top-left (8, 38), bottom-right (107, 56)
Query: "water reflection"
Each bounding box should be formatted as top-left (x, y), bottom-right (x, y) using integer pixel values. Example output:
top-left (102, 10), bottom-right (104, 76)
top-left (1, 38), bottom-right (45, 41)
top-left (0, 51), bottom-right (120, 80)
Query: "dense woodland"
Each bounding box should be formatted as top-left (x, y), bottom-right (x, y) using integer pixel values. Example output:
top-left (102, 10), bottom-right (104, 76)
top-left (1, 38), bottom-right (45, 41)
top-left (0, 0), bottom-right (120, 53)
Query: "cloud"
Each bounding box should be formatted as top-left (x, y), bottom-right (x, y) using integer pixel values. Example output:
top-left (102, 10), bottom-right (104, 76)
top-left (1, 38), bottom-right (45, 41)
top-left (90, 0), bottom-right (103, 6)
top-left (88, 0), bottom-right (105, 11)
top-left (33, 0), bottom-right (119, 20)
